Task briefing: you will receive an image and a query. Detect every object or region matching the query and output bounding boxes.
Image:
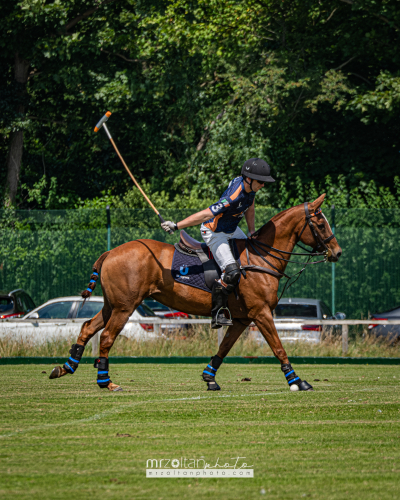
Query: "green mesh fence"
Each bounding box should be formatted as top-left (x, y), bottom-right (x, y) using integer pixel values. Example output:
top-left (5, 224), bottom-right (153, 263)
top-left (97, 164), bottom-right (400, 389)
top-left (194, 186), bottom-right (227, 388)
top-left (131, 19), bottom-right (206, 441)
top-left (1, 207), bottom-right (399, 318)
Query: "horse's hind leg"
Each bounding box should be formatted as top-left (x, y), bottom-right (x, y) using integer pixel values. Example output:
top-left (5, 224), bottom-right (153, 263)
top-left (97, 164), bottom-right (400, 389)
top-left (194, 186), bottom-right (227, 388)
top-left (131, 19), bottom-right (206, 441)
top-left (94, 309), bottom-right (132, 392)
top-left (49, 305), bottom-right (111, 380)
top-left (201, 319), bottom-right (250, 391)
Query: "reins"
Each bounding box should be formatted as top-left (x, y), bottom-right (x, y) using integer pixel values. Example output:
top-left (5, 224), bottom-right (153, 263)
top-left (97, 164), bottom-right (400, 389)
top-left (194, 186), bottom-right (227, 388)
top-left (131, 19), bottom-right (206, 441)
top-left (240, 202), bottom-right (337, 300)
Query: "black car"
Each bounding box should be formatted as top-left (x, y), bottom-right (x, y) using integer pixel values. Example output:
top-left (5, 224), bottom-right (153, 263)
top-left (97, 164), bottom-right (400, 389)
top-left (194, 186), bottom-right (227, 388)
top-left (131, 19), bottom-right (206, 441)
top-left (369, 306), bottom-right (400, 341)
top-left (0, 289), bottom-right (36, 319)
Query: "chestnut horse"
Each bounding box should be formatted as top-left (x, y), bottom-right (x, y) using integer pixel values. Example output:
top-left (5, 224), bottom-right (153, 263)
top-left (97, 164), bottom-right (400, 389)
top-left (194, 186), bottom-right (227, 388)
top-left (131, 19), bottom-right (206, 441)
top-left (50, 194), bottom-right (341, 391)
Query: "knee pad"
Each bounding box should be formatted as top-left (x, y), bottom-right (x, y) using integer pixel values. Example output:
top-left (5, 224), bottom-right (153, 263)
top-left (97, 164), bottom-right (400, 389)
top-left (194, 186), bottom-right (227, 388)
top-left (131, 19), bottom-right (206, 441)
top-left (223, 262), bottom-right (241, 289)
top-left (63, 344), bottom-right (85, 374)
top-left (94, 357), bottom-right (112, 388)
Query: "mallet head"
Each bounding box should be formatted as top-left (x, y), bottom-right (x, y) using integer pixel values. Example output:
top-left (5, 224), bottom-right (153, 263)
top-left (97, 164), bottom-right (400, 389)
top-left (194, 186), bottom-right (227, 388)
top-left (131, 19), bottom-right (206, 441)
top-left (94, 111), bottom-right (112, 132)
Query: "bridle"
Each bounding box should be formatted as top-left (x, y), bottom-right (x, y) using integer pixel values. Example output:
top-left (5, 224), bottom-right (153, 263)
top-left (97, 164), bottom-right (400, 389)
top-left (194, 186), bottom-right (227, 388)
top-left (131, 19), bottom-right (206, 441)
top-left (298, 203), bottom-right (335, 253)
top-left (240, 202), bottom-right (337, 299)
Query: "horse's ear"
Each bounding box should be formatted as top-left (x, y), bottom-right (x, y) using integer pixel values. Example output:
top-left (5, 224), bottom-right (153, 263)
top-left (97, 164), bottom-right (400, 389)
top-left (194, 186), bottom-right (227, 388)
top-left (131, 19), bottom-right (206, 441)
top-left (311, 193), bottom-right (326, 210)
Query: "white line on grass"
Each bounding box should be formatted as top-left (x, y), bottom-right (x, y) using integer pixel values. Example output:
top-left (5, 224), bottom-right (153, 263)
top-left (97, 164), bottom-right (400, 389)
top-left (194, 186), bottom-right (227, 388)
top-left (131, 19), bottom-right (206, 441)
top-left (0, 392), bottom-right (271, 439)
top-left (1, 386), bottom-right (391, 439)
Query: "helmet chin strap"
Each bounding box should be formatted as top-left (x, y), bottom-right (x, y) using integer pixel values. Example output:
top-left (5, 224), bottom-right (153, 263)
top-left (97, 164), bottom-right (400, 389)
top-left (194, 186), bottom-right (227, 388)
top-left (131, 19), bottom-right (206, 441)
top-left (244, 176), bottom-right (254, 192)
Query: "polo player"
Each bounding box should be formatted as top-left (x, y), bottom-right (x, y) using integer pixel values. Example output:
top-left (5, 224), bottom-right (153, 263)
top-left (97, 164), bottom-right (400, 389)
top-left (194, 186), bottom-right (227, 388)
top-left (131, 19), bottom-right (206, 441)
top-left (161, 158), bottom-right (275, 328)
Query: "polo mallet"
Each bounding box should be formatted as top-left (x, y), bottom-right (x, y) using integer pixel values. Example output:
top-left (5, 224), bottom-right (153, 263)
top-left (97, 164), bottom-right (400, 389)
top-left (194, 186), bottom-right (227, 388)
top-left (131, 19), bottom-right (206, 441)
top-left (94, 111), bottom-right (173, 234)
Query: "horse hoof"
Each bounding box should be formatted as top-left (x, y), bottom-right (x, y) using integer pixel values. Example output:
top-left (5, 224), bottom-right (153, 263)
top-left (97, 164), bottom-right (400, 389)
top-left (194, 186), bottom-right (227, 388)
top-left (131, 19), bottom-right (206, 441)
top-left (49, 366), bottom-right (62, 379)
top-left (298, 380), bottom-right (314, 391)
top-left (108, 382), bottom-right (122, 392)
top-left (207, 381), bottom-right (221, 391)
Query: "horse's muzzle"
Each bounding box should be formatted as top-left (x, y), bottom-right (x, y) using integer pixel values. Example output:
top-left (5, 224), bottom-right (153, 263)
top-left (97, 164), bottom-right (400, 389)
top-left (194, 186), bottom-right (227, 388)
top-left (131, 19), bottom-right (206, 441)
top-left (327, 247), bottom-right (342, 263)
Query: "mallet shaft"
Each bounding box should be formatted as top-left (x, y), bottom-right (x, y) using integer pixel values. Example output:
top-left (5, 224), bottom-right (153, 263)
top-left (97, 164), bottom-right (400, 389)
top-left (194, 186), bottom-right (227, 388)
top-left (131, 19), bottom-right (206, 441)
top-left (95, 113), bottom-right (172, 233)
top-left (103, 127), bottom-right (170, 230)
top-left (108, 135), bottom-right (160, 215)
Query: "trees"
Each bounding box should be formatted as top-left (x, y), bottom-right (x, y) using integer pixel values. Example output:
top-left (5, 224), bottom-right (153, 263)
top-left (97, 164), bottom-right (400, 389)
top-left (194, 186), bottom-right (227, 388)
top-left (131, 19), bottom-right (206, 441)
top-left (1, 0), bottom-right (124, 206)
top-left (151, 0), bottom-right (400, 202)
top-left (2, 0), bottom-right (399, 208)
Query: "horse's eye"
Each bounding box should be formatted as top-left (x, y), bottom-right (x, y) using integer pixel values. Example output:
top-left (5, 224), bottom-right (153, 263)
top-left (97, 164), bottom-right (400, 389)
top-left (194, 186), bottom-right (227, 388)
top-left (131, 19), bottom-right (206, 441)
top-left (317, 223), bottom-right (325, 230)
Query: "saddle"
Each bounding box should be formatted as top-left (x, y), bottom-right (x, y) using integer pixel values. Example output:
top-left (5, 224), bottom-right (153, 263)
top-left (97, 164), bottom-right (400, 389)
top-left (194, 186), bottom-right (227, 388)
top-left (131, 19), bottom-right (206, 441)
top-left (174, 230), bottom-right (223, 289)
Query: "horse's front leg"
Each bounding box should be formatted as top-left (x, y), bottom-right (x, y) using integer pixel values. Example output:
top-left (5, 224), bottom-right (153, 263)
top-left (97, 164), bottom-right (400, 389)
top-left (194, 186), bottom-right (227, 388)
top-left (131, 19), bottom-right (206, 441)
top-left (201, 319), bottom-right (251, 391)
top-left (255, 308), bottom-right (313, 392)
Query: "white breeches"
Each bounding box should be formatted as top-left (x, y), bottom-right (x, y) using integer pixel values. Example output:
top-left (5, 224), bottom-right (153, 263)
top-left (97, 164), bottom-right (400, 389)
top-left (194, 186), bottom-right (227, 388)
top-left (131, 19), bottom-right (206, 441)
top-left (200, 224), bottom-right (247, 272)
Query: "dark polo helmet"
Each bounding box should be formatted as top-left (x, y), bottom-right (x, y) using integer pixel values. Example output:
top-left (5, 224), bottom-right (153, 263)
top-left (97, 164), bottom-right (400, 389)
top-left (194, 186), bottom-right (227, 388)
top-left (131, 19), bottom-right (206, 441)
top-left (241, 158), bottom-right (275, 183)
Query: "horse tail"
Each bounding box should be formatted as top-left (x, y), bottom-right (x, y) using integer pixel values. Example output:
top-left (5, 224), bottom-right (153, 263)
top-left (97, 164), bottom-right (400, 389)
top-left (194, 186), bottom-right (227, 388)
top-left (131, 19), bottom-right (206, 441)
top-left (81, 251), bottom-right (111, 300)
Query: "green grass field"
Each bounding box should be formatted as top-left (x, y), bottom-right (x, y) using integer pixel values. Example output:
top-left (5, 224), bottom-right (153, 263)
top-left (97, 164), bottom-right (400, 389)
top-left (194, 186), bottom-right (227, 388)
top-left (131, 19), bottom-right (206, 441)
top-left (0, 363), bottom-right (399, 499)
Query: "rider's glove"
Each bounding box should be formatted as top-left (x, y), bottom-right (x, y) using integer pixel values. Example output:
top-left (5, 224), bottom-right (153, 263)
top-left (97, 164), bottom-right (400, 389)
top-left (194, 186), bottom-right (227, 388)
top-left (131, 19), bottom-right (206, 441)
top-left (161, 221), bottom-right (178, 233)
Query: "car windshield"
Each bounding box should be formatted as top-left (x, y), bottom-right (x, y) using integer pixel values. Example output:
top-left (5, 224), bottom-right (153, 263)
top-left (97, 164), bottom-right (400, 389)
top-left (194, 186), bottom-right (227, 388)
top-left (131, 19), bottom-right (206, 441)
top-left (35, 301), bottom-right (74, 319)
top-left (77, 301), bottom-right (104, 318)
top-left (144, 299), bottom-right (170, 311)
top-left (0, 298), bottom-right (13, 313)
top-left (136, 303), bottom-right (156, 317)
top-left (22, 293), bottom-right (35, 312)
top-left (275, 304), bottom-right (318, 318)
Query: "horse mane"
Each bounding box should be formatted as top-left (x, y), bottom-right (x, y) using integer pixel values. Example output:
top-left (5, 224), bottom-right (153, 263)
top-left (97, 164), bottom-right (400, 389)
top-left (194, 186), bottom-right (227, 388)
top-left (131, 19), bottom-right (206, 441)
top-left (253, 204), bottom-right (301, 238)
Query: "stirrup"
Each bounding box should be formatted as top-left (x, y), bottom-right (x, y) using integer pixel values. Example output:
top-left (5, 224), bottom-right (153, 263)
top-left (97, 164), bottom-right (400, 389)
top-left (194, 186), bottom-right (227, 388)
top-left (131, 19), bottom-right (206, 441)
top-left (211, 307), bottom-right (233, 329)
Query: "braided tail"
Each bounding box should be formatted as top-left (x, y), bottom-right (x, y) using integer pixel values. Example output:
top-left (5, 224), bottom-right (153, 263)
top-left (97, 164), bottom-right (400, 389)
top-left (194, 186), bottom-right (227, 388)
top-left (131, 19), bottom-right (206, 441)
top-left (81, 251), bottom-right (110, 300)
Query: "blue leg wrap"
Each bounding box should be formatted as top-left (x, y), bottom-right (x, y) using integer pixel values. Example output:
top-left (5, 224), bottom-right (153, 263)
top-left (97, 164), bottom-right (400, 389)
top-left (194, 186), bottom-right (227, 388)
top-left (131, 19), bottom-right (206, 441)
top-left (281, 363), bottom-right (301, 386)
top-left (203, 364), bottom-right (218, 378)
top-left (94, 357), bottom-right (111, 388)
top-left (63, 344), bottom-right (85, 374)
top-left (281, 363), bottom-right (314, 391)
top-left (202, 355), bottom-right (223, 381)
top-left (202, 355), bottom-right (223, 391)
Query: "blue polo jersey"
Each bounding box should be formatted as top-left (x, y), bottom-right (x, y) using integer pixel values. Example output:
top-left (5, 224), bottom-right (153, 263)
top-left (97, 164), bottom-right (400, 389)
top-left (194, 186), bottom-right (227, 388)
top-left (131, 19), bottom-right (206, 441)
top-left (203, 177), bottom-right (255, 233)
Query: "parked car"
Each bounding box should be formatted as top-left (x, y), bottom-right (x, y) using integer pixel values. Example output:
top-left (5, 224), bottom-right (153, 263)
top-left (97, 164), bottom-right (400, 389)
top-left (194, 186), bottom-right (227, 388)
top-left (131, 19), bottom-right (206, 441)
top-left (0, 289), bottom-right (36, 319)
top-left (144, 298), bottom-right (190, 331)
top-left (368, 306), bottom-right (400, 342)
top-left (252, 297), bottom-right (346, 343)
top-left (0, 296), bottom-right (160, 343)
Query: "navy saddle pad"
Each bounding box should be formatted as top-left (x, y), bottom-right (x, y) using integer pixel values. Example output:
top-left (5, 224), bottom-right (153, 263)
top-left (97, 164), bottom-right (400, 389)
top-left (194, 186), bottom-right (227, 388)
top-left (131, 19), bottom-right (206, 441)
top-left (171, 240), bottom-right (241, 293)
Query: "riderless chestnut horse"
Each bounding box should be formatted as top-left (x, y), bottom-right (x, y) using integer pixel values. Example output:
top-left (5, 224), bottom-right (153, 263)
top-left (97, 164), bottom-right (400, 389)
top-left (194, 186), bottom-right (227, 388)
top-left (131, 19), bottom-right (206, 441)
top-left (50, 194), bottom-right (341, 391)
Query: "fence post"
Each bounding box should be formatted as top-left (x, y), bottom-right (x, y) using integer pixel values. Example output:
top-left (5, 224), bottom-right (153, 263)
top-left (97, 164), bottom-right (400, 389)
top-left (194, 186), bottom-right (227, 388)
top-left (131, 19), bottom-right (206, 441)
top-left (342, 324), bottom-right (348, 355)
top-left (331, 205), bottom-right (335, 315)
top-left (91, 332), bottom-right (99, 356)
top-left (217, 327), bottom-right (224, 347)
top-left (106, 205), bottom-right (111, 251)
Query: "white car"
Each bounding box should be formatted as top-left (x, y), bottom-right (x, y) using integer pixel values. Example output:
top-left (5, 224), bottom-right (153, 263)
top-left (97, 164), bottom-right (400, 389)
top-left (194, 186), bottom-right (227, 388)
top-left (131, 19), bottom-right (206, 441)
top-left (252, 298), bottom-right (345, 344)
top-left (0, 296), bottom-right (160, 343)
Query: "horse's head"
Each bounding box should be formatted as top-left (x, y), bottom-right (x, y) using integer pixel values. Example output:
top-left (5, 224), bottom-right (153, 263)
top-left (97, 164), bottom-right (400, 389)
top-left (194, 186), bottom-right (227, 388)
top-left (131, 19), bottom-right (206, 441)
top-left (297, 194), bottom-right (342, 263)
